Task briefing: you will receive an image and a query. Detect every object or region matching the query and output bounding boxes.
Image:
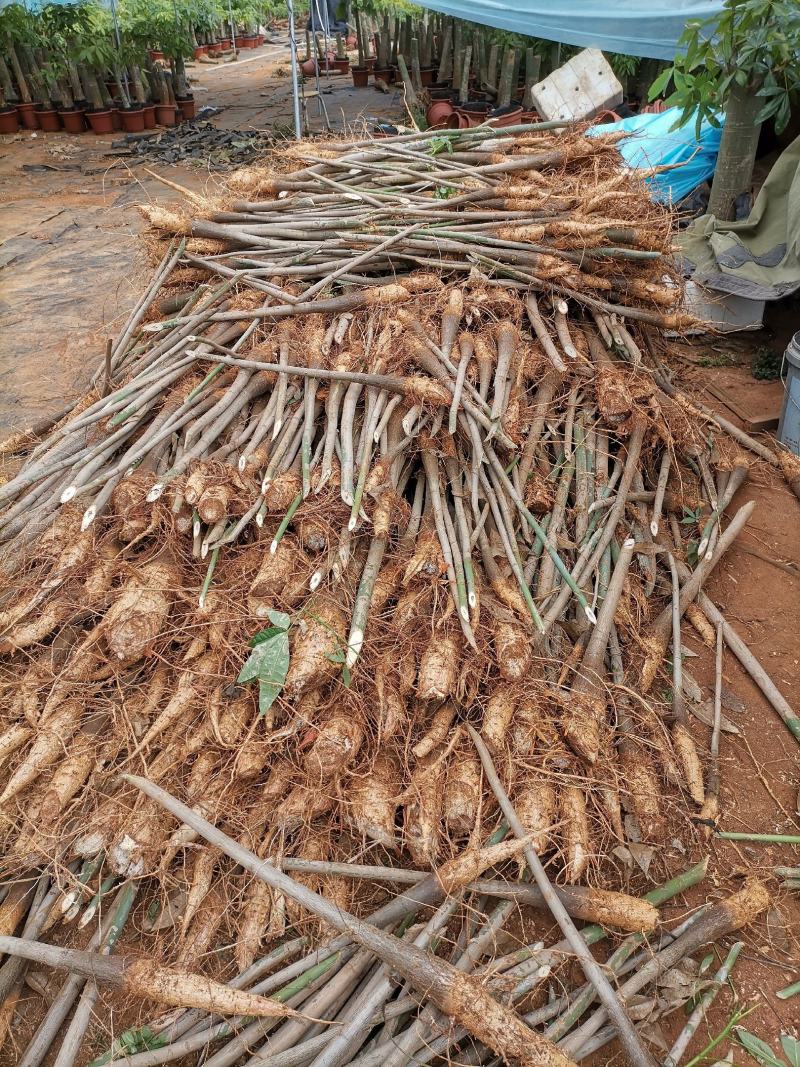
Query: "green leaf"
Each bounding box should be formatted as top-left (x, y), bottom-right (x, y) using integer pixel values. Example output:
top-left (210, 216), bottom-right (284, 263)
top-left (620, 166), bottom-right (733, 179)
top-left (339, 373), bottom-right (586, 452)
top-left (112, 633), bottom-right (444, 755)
top-left (250, 626), bottom-right (283, 648)
top-left (648, 66), bottom-right (673, 100)
top-left (238, 631), bottom-right (290, 693)
top-left (781, 1036), bottom-right (800, 1067)
top-left (258, 677), bottom-right (283, 717)
top-left (266, 608), bottom-right (292, 630)
top-left (342, 664), bottom-right (351, 688)
top-left (735, 1028), bottom-right (786, 1067)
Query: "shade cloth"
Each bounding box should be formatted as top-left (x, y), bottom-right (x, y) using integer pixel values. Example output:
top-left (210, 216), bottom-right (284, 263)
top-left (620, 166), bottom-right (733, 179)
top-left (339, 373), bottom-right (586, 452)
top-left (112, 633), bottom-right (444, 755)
top-left (413, 0), bottom-right (723, 60)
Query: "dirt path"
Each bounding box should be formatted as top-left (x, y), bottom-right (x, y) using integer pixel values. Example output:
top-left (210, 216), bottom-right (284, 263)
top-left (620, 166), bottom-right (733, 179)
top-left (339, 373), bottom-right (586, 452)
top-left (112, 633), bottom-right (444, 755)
top-left (0, 38), bottom-right (403, 432)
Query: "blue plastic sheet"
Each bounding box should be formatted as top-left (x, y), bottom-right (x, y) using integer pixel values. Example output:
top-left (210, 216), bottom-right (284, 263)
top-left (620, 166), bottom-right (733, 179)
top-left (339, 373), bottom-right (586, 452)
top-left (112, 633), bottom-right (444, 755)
top-left (587, 107), bottom-right (725, 204)
top-left (410, 0), bottom-right (723, 60)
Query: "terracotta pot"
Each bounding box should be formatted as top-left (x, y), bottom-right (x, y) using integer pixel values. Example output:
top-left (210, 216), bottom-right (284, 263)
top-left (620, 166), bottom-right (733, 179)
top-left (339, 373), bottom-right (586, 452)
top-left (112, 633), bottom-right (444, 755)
top-left (332, 57), bottom-right (349, 73)
top-left (36, 107), bottom-right (61, 132)
top-left (86, 109), bottom-right (114, 134)
top-left (419, 66), bottom-right (435, 86)
top-left (193, 46), bottom-right (206, 59)
top-left (256, 34), bottom-right (265, 45)
top-left (426, 98), bottom-right (454, 128)
top-left (516, 108), bottom-right (539, 123)
top-left (428, 86), bottom-right (453, 100)
top-left (143, 104), bottom-right (156, 129)
top-left (155, 103), bottom-right (177, 126)
top-left (110, 106), bottom-right (123, 131)
top-left (0, 106), bottom-right (19, 134)
top-left (105, 80), bottom-right (120, 97)
top-left (447, 111), bottom-right (469, 129)
top-left (454, 102), bottom-right (489, 128)
top-left (207, 42), bottom-right (222, 53)
top-left (301, 57), bottom-right (317, 76)
top-left (16, 102), bottom-right (39, 130)
top-left (365, 57), bottom-right (375, 70)
top-left (177, 95), bottom-right (196, 120)
top-left (121, 107), bottom-right (145, 132)
top-left (351, 66), bottom-right (369, 88)
top-left (218, 38), bottom-right (231, 49)
top-left (487, 103), bottom-right (523, 128)
top-left (372, 66), bottom-right (393, 83)
top-left (346, 33), bottom-right (357, 47)
top-left (149, 49), bottom-right (165, 61)
top-left (59, 107), bottom-right (85, 133)
top-left (241, 35), bottom-right (257, 48)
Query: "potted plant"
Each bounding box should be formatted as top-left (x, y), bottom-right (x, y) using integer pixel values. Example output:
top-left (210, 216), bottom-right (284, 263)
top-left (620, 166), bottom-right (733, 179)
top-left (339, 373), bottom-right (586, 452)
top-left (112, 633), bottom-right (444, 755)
top-left (0, 82), bottom-right (19, 134)
top-left (332, 33), bottom-right (349, 73)
top-left (1, 4), bottom-right (40, 128)
top-left (37, 1), bottom-right (95, 132)
top-left (350, 5), bottom-right (371, 86)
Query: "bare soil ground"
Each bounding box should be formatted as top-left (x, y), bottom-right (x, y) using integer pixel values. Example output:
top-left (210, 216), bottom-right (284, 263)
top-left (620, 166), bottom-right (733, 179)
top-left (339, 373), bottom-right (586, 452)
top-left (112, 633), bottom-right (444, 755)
top-left (0, 42), bottom-right (798, 1066)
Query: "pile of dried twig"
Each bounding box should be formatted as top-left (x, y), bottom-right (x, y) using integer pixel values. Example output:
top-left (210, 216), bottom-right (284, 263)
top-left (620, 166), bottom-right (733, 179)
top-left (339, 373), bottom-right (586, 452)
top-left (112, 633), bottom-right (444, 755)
top-left (0, 121), bottom-right (796, 1066)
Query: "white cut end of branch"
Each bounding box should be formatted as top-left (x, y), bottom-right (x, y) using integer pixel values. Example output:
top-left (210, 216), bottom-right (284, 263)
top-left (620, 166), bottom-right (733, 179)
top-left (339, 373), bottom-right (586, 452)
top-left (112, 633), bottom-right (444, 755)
top-left (60, 486), bottom-right (76, 504)
top-left (81, 506), bottom-right (96, 531)
top-left (309, 570), bottom-right (322, 591)
top-left (146, 483), bottom-right (165, 502)
top-left (650, 520), bottom-right (659, 537)
top-left (346, 628), bottom-right (364, 668)
top-left (238, 455), bottom-right (248, 472)
top-left (270, 539), bottom-right (279, 554)
top-left (584, 605), bottom-right (598, 625)
top-left (347, 515), bottom-right (357, 532)
top-left (468, 591), bottom-right (477, 608)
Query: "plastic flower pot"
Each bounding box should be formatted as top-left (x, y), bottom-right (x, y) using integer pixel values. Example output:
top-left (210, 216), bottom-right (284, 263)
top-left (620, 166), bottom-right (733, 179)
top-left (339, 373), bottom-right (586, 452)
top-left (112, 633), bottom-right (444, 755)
top-left (16, 102), bottom-right (39, 130)
top-left (365, 57), bottom-right (375, 71)
top-left (121, 107), bottom-right (145, 133)
top-left (177, 95), bottom-right (196, 120)
top-left (351, 66), bottom-right (369, 88)
top-left (0, 106), bottom-right (19, 134)
top-left (429, 86), bottom-right (453, 100)
top-left (487, 103), bottom-right (523, 128)
top-left (110, 107), bottom-right (123, 131)
top-left (193, 46), bottom-right (206, 59)
top-left (332, 57), bottom-right (350, 74)
top-left (105, 80), bottom-right (120, 98)
top-left (149, 49), bottom-right (165, 61)
top-left (59, 107), bottom-right (85, 133)
top-left (454, 101), bottom-right (489, 128)
top-left (372, 66), bottom-right (393, 83)
top-left (86, 109), bottom-right (114, 135)
top-left (35, 107), bottom-right (61, 132)
top-left (218, 38), bottom-right (231, 49)
top-left (143, 104), bottom-right (156, 129)
top-left (256, 34), bottom-right (265, 45)
top-left (419, 66), bottom-right (435, 86)
top-left (301, 57), bottom-right (317, 76)
top-left (426, 98), bottom-right (454, 128)
top-left (155, 103), bottom-right (177, 126)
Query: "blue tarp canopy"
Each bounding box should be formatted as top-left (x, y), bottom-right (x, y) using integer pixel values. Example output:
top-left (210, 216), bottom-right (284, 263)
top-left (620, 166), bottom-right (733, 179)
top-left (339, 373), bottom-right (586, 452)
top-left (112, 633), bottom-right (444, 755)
top-left (413, 0), bottom-right (723, 60)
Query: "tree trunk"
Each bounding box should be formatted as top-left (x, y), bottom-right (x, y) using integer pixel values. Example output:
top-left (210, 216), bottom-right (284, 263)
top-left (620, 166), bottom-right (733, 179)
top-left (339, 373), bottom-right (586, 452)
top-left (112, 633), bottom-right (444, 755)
top-left (708, 82), bottom-right (763, 221)
top-left (0, 56), bottom-right (16, 102)
top-left (67, 59), bottom-right (83, 102)
top-left (6, 43), bottom-right (32, 104)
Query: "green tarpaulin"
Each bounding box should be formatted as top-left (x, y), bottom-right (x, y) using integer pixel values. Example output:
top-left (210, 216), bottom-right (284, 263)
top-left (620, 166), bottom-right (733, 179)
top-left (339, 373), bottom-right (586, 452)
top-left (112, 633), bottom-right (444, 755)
top-left (678, 136), bottom-right (800, 301)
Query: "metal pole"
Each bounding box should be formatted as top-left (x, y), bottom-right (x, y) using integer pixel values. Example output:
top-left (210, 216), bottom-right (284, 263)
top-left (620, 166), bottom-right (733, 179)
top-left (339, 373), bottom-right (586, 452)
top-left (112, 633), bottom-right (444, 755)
top-left (228, 0), bottom-right (237, 50)
top-left (286, 0), bottom-right (302, 140)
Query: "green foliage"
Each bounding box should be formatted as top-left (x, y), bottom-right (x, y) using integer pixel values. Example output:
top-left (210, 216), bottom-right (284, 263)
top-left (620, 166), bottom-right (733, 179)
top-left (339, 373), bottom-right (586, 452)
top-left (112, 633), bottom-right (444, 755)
top-left (0, 3), bottom-right (38, 45)
top-left (648, 0), bottom-right (800, 134)
top-left (735, 1029), bottom-right (800, 1067)
top-left (751, 345), bottom-right (782, 380)
top-left (238, 609), bottom-right (293, 717)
